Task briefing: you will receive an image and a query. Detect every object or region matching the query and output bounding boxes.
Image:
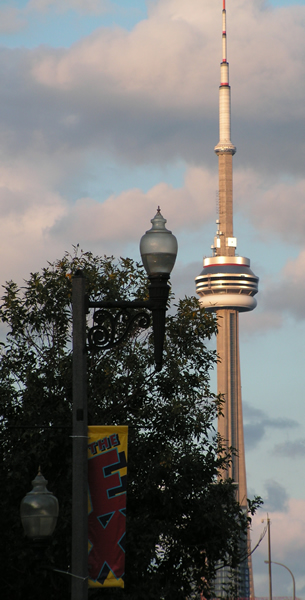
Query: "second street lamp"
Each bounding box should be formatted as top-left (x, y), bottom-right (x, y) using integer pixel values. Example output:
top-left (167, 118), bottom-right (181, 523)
top-left (264, 560), bottom-right (296, 600)
top-left (71, 208), bottom-right (178, 600)
top-left (20, 468), bottom-right (59, 541)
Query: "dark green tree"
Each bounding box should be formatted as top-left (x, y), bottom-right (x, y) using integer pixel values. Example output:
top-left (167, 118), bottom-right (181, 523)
top-left (0, 249), bottom-right (260, 599)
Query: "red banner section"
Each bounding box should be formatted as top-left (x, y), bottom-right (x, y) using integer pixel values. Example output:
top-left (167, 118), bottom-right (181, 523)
top-left (88, 426), bottom-right (128, 588)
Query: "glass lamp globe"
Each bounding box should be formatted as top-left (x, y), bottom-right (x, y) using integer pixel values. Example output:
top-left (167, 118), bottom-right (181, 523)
top-left (140, 207), bottom-right (178, 276)
top-left (20, 469), bottom-right (59, 540)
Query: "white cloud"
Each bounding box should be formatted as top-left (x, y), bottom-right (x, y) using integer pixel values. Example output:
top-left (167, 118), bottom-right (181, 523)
top-left (48, 166), bottom-right (217, 244)
top-left (0, 0), bottom-right (305, 305)
top-left (30, 16), bottom-right (211, 111)
top-left (27, 1), bottom-right (303, 181)
top-left (0, 0), bottom-right (304, 172)
top-left (28, 0), bottom-right (304, 120)
top-left (234, 170), bottom-right (305, 244)
top-left (261, 250), bottom-right (305, 320)
top-left (0, 157), bottom-right (217, 285)
top-left (0, 160), bottom-right (67, 284)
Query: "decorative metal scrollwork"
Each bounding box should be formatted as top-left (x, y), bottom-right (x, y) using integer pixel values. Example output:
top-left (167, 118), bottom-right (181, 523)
top-left (88, 308), bottom-right (150, 352)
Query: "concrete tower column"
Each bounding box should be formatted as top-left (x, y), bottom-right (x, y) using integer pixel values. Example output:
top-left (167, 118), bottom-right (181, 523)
top-left (217, 309), bottom-right (247, 505)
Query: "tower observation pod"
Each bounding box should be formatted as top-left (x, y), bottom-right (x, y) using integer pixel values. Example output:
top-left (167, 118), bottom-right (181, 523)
top-left (195, 256), bottom-right (258, 312)
top-left (195, 1), bottom-right (258, 599)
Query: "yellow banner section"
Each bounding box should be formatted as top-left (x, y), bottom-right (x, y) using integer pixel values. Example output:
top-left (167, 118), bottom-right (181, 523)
top-left (88, 426), bottom-right (128, 589)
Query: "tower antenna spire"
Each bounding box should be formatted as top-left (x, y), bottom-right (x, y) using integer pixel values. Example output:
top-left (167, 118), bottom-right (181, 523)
top-left (215, 0), bottom-right (236, 159)
top-left (223, 0), bottom-right (227, 62)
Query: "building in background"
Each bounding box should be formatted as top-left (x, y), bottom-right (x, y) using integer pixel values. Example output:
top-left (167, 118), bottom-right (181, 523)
top-left (195, 1), bottom-right (259, 597)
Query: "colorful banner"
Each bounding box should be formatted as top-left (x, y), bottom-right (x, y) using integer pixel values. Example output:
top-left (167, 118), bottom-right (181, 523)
top-left (88, 425), bottom-right (128, 588)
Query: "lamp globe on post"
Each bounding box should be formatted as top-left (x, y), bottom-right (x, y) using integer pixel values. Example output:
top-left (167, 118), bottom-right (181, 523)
top-left (20, 468), bottom-right (59, 543)
top-left (140, 207), bottom-right (178, 371)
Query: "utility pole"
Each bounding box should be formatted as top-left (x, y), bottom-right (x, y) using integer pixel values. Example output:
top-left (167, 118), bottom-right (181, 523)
top-left (267, 515), bottom-right (272, 600)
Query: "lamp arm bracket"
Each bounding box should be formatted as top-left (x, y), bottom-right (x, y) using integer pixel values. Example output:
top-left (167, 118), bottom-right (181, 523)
top-left (86, 276), bottom-right (170, 361)
top-left (87, 297), bottom-right (153, 311)
top-left (88, 307), bottom-right (150, 353)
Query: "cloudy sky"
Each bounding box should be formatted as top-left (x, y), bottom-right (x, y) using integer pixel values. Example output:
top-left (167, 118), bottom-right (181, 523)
top-left (1, 0), bottom-right (305, 597)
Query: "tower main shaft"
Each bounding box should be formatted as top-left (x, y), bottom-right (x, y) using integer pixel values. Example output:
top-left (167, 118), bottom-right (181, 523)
top-left (195, 2), bottom-right (258, 598)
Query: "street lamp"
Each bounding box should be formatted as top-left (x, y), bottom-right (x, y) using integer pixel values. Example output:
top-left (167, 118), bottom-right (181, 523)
top-left (20, 468), bottom-right (59, 541)
top-left (264, 560), bottom-right (296, 600)
top-left (71, 208), bottom-right (177, 600)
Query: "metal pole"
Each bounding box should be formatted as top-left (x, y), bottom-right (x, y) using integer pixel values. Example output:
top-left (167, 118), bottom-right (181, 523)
top-left (267, 516), bottom-right (272, 600)
top-left (148, 274), bottom-right (170, 371)
top-left (265, 561), bottom-right (296, 600)
top-left (72, 271), bottom-right (88, 600)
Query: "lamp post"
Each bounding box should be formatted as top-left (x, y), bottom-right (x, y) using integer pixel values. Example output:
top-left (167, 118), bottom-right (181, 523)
top-left (264, 561), bottom-right (296, 600)
top-left (71, 208), bottom-right (178, 600)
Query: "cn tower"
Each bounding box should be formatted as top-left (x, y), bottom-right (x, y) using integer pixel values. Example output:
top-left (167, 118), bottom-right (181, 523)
top-left (195, 1), bottom-right (259, 598)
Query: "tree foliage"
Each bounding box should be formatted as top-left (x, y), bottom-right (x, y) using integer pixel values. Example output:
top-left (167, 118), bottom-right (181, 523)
top-left (0, 249), bottom-right (260, 599)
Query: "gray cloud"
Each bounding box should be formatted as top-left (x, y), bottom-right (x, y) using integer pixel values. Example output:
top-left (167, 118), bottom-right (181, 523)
top-left (263, 479), bottom-right (289, 513)
top-left (27, 0), bottom-right (111, 15)
top-left (273, 439), bottom-right (305, 458)
top-left (0, 44), bottom-right (217, 167)
top-left (259, 250), bottom-right (305, 320)
top-left (0, 7), bottom-right (27, 34)
top-left (239, 309), bottom-right (283, 338)
top-left (0, 0), bottom-right (303, 177)
top-left (243, 403), bottom-right (298, 451)
top-left (0, 0), bottom-right (305, 300)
